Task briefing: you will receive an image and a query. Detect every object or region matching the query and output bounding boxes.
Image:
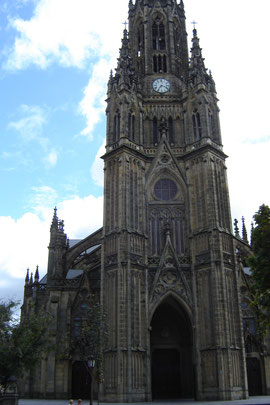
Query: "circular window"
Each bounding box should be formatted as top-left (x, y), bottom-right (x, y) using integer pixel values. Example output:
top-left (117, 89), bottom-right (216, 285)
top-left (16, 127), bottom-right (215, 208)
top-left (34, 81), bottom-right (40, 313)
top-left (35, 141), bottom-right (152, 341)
top-left (154, 179), bottom-right (178, 201)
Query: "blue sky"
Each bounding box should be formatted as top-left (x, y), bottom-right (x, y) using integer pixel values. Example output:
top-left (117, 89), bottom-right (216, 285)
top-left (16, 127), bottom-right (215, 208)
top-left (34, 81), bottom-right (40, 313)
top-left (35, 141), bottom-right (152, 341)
top-left (1, 0), bottom-right (270, 303)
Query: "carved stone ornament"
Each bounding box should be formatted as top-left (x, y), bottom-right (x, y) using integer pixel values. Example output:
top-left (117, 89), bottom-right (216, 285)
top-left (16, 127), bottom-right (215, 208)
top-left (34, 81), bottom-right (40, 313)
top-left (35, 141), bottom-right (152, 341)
top-left (162, 270), bottom-right (178, 285)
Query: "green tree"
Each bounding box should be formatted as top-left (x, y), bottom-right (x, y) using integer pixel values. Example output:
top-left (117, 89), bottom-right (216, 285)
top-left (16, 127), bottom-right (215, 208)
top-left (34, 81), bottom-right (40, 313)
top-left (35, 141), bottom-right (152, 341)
top-left (248, 204), bottom-right (270, 336)
top-left (0, 300), bottom-right (53, 388)
top-left (71, 295), bottom-right (108, 384)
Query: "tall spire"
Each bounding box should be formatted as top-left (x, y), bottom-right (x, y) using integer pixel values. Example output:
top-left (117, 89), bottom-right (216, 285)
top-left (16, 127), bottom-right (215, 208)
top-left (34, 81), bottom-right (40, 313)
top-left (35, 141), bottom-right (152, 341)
top-left (51, 206), bottom-right (58, 231)
top-left (113, 28), bottom-right (137, 90)
top-left (34, 265), bottom-right (39, 283)
top-left (189, 27), bottom-right (208, 86)
top-left (242, 216), bottom-right (248, 244)
top-left (25, 268), bottom-right (29, 285)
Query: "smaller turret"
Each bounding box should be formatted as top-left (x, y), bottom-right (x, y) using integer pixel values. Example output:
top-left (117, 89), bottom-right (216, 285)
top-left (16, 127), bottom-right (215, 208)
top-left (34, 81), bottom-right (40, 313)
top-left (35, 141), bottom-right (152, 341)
top-left (250, 222), bottom-right (254, 248)
top-left (189, 27), bottom-right (216, 94)
top-left (189, 28), bottom-right (208, 86)
top-left (242, 216), bottom-right (249, 244)
top-left (25, 268), bottom-right (30, 285)
top-left (47, 207), bottom-right (68, 283)
top-left (110, 29), bottom-right (138, 92)
top-left (234, 219), bottom-right (240, 238)
top-left (34, 265), bottom-right (39, 283)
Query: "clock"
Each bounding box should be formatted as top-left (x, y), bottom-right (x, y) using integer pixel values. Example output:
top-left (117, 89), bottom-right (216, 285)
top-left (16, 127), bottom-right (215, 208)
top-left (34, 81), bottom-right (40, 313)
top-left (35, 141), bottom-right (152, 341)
top-left (153, 78), bottom-right (170, 93)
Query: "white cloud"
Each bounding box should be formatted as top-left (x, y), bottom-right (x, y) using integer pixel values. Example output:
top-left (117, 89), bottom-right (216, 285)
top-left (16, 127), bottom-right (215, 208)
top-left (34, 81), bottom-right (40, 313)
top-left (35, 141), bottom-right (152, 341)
top-left (79, 58), bottom-right (112, 138)
top-left (0, 191), bottom-right (103, 302)
top-left (30, 185), bottom-right (58, 218)
top-left (0, 213), bottom-right (49, 279)
top-left (58, 194), bottom-right (103, 239)
top-left (5, 0), bottom-right (127, 139)
top-left (91, 140), bottom-right (105, 187)
top-left (227, 139), bottom-right (270, 234)
top-left (44, 149), bottom-right (58, 168)
top-left (2, 0), bottom-right (270, 242)
top-left (8, 104), bottom-right (47, 146)
top-left (5, 0), bottom-right (127, 70)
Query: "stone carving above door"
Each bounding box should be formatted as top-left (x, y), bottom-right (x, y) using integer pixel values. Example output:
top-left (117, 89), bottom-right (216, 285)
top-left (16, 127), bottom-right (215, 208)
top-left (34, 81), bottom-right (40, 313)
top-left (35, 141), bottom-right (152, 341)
top-left (150, 232), bottom-right (192, 307)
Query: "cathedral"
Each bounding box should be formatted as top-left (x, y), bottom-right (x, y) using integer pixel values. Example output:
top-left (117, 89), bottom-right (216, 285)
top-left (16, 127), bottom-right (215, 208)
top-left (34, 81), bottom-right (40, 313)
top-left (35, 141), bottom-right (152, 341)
top-left (21, 0), bottom-right (270, 401)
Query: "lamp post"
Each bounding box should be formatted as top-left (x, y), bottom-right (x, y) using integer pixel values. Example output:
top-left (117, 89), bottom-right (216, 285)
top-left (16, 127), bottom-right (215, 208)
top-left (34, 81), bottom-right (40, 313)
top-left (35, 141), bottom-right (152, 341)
top-left (87, 356), bottom-right (95, 405)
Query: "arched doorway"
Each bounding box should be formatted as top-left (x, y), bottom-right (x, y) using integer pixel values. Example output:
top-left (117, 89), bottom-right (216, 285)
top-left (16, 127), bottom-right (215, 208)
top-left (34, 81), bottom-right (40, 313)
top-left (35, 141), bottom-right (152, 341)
top-left (150, 297), bottom-right (194, 399)
top-left (72, 361), bottom-right (91, 399)
top-left (246, 357), bottom-right (263, 396)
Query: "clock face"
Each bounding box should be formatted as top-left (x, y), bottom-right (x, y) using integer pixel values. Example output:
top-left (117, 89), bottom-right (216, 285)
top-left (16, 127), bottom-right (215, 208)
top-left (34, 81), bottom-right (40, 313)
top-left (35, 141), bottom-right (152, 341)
top-left (153, 78), bottom-right (170, 93)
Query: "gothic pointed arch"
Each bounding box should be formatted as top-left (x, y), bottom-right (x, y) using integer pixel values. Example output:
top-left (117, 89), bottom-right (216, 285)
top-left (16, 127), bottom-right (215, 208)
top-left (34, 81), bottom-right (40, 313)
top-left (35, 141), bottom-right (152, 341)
top-left (150, 293), bottom-right (194, 399)
top-left (128, 110), bottom-right (135, 141)
top-left (113, 109), bottom-right (120, 142)
top-left (192, 109), bottom-right (201, 141)
top-left (145, 138), bottom-right (188, 191)
top-left (151, 12), bottom-right (168, 73)
top-left (152, 14), bottom-right (166, 51)
top-left (149, 232), bottom-right (192, 306)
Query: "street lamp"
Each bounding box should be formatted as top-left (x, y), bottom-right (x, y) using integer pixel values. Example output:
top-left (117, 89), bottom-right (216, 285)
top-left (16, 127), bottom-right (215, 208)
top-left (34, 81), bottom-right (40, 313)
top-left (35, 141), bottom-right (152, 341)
top-left (87, 356), bottom-right (95, 405)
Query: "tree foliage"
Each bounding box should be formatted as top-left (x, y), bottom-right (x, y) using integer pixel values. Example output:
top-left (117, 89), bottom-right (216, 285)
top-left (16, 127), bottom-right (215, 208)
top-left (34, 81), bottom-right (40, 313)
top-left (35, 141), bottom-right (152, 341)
top-left (248, 204), bottom-right (270, 336)
top-left (0, 300), bottom-right (53, 388)
top-left (71, 295), bottom-right (108, 383)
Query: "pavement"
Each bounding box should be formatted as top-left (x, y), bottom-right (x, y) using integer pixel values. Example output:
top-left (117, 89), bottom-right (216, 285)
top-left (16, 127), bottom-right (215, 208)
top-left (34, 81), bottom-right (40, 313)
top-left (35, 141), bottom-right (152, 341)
top-left (18, 398), bottom-right (270, 405)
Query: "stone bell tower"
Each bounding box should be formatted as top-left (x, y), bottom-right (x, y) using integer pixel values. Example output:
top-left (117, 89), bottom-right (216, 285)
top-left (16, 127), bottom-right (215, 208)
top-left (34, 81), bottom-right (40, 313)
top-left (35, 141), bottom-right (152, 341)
top-left (101, 0), bottom-right (248, 401)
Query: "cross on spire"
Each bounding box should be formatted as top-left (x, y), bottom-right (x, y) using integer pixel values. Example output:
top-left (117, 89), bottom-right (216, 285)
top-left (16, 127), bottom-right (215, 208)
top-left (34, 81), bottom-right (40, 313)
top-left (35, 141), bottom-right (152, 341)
top-left (123, 21), bottom-right (128, 30)
top-left (191, 20), bottom-right (198, 29)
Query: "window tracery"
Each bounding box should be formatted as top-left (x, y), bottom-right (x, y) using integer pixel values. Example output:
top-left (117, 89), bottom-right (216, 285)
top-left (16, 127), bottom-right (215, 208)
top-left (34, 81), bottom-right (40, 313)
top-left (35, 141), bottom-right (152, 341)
top-left (152, 17), bottom-right (166, 51)
top-left (152, 16), bottom-right (167, 73)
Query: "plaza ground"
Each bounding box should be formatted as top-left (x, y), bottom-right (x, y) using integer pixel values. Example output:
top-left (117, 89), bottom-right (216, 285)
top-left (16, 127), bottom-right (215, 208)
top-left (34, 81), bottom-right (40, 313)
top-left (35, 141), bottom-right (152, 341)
top-left (18, 397), bottom-right (270, 405)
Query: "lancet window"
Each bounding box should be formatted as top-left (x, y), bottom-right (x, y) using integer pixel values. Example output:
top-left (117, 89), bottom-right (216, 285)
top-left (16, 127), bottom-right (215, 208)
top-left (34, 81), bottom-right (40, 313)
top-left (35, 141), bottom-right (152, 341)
top-left (73, 303), bottom-right (89, 339)
top-left (150, 206), bottom-right (186, 256)
top-left (174, 24), bottom-right (180, 57)
top-left (153, 54), bottom-right (167, 73)
top-left (192, 110), bottom-right (202, 141)
top-left (152, 16), bottom-right (167, 73)
top-left (113, 110), bottom-right (120, 142)
top-left (137, 22), bottom-right (144, 57)
top-left (208, 109), bottom-right (215, 139)
top-left (152, 17), bottom-right (166, 51)
top-left (128, 112), bottom-right (135, 141)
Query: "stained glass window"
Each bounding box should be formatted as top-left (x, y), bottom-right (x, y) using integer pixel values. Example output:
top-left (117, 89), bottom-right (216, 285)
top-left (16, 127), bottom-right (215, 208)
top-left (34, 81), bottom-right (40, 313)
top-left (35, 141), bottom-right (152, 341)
top-left (154, 179), bottom-right (177, 200)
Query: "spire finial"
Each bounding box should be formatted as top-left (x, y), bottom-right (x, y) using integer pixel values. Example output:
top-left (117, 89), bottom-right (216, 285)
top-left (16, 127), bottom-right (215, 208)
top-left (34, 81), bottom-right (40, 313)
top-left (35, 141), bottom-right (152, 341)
top-left (25, 268), bottom-right (30, 284)
top-left (250, 222), bottom-right (254, 248)
top-left (234, 219), bottom-right (240, 238)
top-left (51, 206), bottom-right (58, 231)
top-left (242, 216), bottom-right (248, 243)
top-left (34, 265), bottom-right (39, 283)
top-left (191, 20), bottom-right (198, 30)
